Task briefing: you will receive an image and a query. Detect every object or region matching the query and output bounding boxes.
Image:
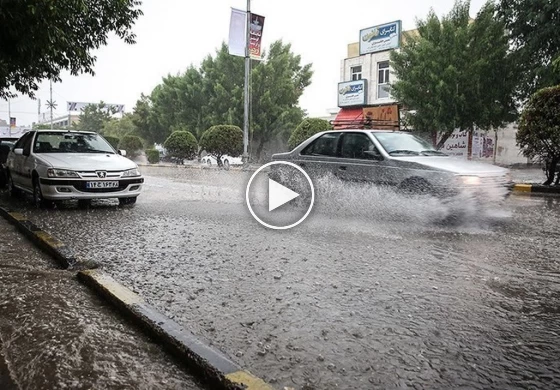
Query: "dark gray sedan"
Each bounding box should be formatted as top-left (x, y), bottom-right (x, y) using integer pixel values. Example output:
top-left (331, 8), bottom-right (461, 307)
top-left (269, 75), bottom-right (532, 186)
top-left (271, 129), bottom-right (513, 201)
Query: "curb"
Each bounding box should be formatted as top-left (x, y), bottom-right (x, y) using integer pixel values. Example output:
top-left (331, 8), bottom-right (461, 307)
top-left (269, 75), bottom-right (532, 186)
top-left (78, 269), bottom-right (273, 390)
top-left (513, 183), bottom-right (560, 195)
top-left (0, 206), bottom-right (80, 269)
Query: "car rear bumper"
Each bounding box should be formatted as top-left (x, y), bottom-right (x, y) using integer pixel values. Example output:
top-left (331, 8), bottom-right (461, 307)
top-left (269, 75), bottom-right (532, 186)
top-left (39, 177), bottom-right (144, 200)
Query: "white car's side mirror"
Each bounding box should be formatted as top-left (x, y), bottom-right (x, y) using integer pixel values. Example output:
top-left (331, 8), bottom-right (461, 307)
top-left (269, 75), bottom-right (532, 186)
top-left (118, 150), bottom-right (127, 157)
top-left (13, 148), bottom-right (23, 156)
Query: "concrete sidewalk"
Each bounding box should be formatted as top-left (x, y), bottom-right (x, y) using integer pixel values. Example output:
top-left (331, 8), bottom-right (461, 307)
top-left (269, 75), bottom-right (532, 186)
top-left (0, 218), bottom-right (202, 390)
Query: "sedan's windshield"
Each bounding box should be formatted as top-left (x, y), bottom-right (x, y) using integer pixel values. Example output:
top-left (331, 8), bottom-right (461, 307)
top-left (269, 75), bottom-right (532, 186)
top-left (372, 132), bottom-right (447, 156)
top-left (33, 132), bottom-right (115, 154)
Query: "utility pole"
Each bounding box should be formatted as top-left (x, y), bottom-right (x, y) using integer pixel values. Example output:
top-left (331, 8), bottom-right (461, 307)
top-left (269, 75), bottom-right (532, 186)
top-left (50, 80), bottom-right (53, 129)
top-left (8, 98), bottom-right (11, 137)
top-left (37, 98), bottom-right (41, 125)
top-left (242, 0), bottom-right (251, 164)
top-left (46, 80), bottom-right (57, 130)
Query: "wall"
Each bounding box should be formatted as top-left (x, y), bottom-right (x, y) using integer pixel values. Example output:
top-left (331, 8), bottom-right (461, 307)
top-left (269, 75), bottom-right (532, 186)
top-left (438, 124), bottom-right (530, 166)
top-left (340, 50), bottom-right (396, 106)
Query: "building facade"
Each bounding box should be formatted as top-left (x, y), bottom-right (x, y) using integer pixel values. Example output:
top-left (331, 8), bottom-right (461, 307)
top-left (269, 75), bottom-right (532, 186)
top-left (35, 113), bottom-right (81, 128)
top-left (333, 20), bottom-right (412, 129)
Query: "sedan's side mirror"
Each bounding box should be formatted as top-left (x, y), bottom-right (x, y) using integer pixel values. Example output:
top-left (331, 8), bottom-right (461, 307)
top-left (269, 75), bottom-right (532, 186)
top-left (13, 148), bottom-right (23, 156)
top-left (118, 149), bottom-right (127, 156)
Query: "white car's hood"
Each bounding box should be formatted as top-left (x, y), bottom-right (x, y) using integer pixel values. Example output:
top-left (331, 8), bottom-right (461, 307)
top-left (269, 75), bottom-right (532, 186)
top-left (397, 156), bottom-right (509, 175)
top-left (37, 153), bottom-right (137, 171)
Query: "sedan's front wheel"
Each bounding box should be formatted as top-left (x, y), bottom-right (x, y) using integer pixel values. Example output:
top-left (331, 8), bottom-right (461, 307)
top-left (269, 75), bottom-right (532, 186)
top-left (119, 197), bottom-right (137, 206)
top-left (33, 179), bottom-right (54, 209)
top-left (7, 173), bottom-right (19, 197)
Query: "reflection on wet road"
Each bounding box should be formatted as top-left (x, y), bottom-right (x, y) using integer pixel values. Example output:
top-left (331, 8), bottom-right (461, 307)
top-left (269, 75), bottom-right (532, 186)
top-left (3, 166), bottom-right (560, 389)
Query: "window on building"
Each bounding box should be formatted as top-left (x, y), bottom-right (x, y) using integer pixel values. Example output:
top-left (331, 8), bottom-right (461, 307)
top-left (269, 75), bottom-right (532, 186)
top-left (351, 65), bottom-right (362, 81)
top-left (378, 61), bottom-right (390, 99)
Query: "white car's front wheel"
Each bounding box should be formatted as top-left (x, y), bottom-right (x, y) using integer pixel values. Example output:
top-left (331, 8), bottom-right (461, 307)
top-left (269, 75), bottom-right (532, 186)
top-left (7, 173), bottom-right (18, 197)
top-left (33, 178), bottom-right (54, 209)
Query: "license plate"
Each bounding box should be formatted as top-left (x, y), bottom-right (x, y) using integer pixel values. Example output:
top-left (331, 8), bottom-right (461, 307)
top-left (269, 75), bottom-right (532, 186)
top-left (86, 181), bottom-right (119, 189)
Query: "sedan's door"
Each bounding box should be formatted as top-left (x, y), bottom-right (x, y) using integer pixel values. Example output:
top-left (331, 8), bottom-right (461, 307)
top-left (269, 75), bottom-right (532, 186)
top-left (336, 132), bottom-right (386, 184)
top-left (9, 132), bottom-right (32, 187)
top-left (292, 132), bottom-right (342, 179)
top-left (20, 132), bottom-right (37, 190)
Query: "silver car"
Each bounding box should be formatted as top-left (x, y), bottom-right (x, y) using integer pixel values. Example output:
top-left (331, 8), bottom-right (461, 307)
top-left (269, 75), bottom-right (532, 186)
top-left (6, 130), bottom-right (143, 208)
top-left (271, 129), bottom-right (514, 201)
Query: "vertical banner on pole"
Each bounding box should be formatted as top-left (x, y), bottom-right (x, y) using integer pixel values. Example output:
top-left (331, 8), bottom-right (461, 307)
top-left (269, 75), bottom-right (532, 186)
top-left (249, 13), bottom-right (265, 60)
top-left (9, 117), bottom-right (16, 128)
top-left (228, 8), bottom-right (246, 57)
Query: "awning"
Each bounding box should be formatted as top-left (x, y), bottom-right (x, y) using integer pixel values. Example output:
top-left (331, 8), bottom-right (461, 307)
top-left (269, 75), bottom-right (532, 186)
top-left (332, 107), bottom-right (364, 129)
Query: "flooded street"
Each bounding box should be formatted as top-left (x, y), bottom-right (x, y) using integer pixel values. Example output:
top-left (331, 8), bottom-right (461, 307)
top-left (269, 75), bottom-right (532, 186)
top-left (2, 165), bottom-right (560, 389)
top-left (0, 214), bottom-right (202, 390)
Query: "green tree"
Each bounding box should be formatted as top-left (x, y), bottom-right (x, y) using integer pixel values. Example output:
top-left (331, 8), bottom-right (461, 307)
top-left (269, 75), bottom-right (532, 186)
top-left (250, 41), bottom-right (313, 160)
top-left (142, 40), bottom-right (312, 160)
top-left (77, 102), bottom-right (118, 133)
top-left (102, 114), bottom-right (136, 139)
top-left (0, 0), bottom-right (142, 99)
top-left (199, 125), bottom-right (243, 167)
top-left (498, 0), bottom-right (560, 100)
top-left (390, 0), bottom-right (517, 148)
top-left (517, 85), bottom-right (560, 186)
top-left (118, 135), bottom-right (143, 158)
top-left (288, 118), bottom-right (332, 149)
top-left (163, 131), bottom-right (198, 160)
top-left (131, 93), bottom-right (159, 144)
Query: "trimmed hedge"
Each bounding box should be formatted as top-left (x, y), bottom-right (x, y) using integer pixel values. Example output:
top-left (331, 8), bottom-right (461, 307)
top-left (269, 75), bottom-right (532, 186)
top-left (288, 118), bottom-right (333, 150)
top-left (199, 125), bottom-right (243, 161)
top-left (163, 131), bottom-right (198, 159)
top-left (104, 135), bottom-right (120, 150)
top-left (118, 135), bottom-right (144, 158)
top-left (146, 149), bottom-right (160, 164)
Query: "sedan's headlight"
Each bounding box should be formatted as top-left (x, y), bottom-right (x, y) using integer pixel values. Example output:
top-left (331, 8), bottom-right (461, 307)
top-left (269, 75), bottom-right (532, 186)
top-left (47, 168), bottom-right (80, 178)
top-left (458, 175), bottom-right (481, 185)
top-left (122, 168), bottom-right (140, 177)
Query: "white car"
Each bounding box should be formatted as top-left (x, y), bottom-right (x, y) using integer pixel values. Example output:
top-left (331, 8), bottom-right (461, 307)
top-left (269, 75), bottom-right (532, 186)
top-left (200, 154), bottom-right (242, 170)
top-left (6, 130), bottom-right (143, 208)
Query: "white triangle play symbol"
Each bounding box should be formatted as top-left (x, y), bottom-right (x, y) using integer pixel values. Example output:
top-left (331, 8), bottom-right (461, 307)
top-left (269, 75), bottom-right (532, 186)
top-left (268, 178), bottom-right (300, 212)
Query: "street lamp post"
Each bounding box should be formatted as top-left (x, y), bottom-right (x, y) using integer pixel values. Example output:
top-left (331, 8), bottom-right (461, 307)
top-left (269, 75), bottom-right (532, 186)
top-left (242, 0), bottom-right (251, 165)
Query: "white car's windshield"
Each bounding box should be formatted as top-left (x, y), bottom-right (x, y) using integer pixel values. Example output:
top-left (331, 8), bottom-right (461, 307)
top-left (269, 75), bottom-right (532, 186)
top-left (33, 132), bottom-right (115, 154)
top-left (372, 132), bottom-right (447, 156)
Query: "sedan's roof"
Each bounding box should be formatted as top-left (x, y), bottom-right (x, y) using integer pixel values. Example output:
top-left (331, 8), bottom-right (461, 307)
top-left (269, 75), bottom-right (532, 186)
top-left (324, 128), bottom-right (407, 134)
top-left (35, 129), bottom-right (96, 134)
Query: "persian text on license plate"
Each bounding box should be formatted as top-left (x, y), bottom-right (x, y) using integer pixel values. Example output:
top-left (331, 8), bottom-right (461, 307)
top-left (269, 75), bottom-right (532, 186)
top-left (86, 181), bottom-right (119, 189)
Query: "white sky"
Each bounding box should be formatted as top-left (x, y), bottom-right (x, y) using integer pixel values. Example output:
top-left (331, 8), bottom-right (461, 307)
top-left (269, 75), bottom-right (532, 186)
top-left (1, 0), bottom-right (487, 126)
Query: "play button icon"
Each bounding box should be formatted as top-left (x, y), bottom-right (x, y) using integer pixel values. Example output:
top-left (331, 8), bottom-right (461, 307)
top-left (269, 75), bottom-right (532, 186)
top-left (268, 178), bottom-right (299, 211)
top-left (246, 161), bottom-right (315, 230)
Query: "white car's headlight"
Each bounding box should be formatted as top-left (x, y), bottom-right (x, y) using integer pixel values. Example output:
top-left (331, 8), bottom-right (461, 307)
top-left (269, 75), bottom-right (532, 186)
top-left (458, 175), bottom-right (481, 185)
top-left (47, 168), bottom-right (80, 178)
top-left (122, 168), bottom-right (141, 177)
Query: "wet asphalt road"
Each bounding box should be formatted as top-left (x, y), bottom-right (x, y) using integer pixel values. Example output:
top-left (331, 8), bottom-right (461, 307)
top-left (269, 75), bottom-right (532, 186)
top-left (2, 165), bottom-right (560, 389)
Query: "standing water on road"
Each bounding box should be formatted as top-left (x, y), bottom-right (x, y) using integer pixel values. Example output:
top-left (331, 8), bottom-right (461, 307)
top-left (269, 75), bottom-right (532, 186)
top-left (3, 167), bottom-right (559, 389)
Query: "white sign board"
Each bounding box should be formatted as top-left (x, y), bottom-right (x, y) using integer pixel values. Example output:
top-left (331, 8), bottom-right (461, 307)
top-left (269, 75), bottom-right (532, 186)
top-left (67, 102), bottom-right (125, 113)
top-left (338, 80), bottom-right (367, 107)
top-left (359, 20), bottom-right (401, 55)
